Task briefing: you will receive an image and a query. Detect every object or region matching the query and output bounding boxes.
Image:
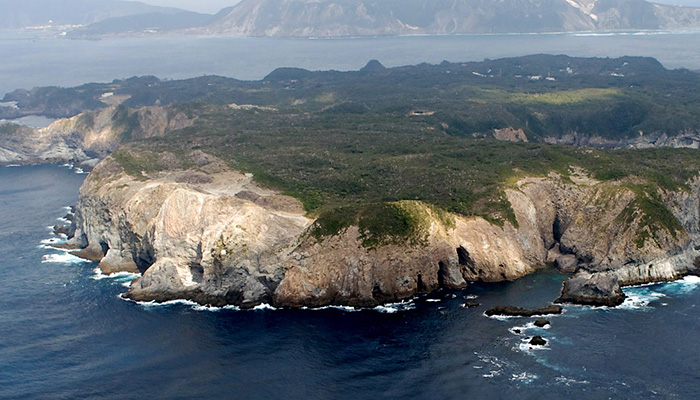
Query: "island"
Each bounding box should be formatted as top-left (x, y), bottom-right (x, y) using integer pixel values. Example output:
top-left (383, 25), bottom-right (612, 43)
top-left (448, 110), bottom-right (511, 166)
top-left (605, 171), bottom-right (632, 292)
top-left (3, 54), bottom-right (700, 308)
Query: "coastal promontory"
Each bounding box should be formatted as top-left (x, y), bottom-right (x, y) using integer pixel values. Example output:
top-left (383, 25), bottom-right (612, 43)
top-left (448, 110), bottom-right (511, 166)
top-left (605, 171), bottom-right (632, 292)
top-left (8, 55), bottom-right (700, 308)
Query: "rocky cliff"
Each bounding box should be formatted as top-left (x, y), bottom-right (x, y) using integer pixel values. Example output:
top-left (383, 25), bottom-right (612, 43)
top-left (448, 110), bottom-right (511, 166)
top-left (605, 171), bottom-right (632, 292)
top-left (63, 151), bottom-right (700, 308)
top-left (64, 152), bottom-right (540, 307)
top-left (0, 105), bottom-right (193, 166)
top-left (543, 130), bottom-right (700, 150)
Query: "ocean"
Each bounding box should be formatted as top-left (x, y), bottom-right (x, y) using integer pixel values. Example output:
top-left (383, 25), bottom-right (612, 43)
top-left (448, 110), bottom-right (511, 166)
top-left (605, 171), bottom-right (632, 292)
top-left (3, 32), bottom-right (700, 398)
top-left (2, 164), bottom-right (700, 399)
top-left (3, 31), bottom-right (700, 97)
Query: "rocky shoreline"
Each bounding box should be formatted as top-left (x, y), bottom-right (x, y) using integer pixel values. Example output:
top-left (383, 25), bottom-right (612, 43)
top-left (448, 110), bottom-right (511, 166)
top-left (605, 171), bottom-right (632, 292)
top-left (50, 151), bottom-right (700, 310)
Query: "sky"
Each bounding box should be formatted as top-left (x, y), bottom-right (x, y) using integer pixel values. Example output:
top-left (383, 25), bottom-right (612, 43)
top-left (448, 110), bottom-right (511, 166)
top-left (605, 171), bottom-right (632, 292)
top-left (654, 0), bottom-right (700, 6)
top-left (133, 0), bottom-right (700, 14)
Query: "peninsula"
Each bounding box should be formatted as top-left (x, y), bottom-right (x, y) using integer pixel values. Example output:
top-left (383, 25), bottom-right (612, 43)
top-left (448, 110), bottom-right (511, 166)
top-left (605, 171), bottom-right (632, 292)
top-left (4, 54), bottom-right (700, 308)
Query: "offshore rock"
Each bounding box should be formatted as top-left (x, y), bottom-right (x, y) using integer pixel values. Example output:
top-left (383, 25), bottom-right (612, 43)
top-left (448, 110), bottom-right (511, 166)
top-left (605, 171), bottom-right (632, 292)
top-left (530, 336), bottom-right (547, 346)
top-left (534, 318), bottom-right (550, 328)
top-left (484, 305), bottom-right (563, 317)
top-left (556, 271), bottom-right (626, 307)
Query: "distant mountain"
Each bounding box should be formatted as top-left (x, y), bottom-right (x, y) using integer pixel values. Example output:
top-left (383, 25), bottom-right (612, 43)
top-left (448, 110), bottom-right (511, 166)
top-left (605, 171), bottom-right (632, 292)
top-left (0, 0), bottom-right (190, 30)
top-left (66, 11), bottom-right (214, 37)
top-left (199, 0), bottom-right (700, 37)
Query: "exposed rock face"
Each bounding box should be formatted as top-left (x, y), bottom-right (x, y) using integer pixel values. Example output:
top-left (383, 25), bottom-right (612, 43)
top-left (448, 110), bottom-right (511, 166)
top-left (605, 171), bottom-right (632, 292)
top-left (274, 214), bottom-right (537, 307)
top-left (555, 254), bottom-right (578, 273)
top-left (67, 152), bottom-right (557, 308)
top-left (530, 335), bottom-right (547, 346)
top-left (514, 172), bottom-right (700, 305)
top-left (0, 106), bottom-right (193, 165)
top-left (67, 153), bottom-right (700, 308)
top-left (68, 154), bottom-right (310, 307)
top-left (534, 318), bottom-right (550, 327)
top-left (545, 130), bottom-right (700, 150)
top-left (493, 128), bottom-right (528, 143)
top-left (557, 271), bottom-right (626, 306)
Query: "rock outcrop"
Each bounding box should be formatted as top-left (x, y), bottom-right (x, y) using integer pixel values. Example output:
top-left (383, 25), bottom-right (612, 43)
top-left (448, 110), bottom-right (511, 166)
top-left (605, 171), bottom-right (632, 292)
top-left (65, 151), bottom-right (557, 308)
top-left (484, 305), bottom-right (563, 317)
top-left (534, 318), bottom-right (550, 327)
top-left (0, 106), bottom-right (193, 166)
top-left (545, 130), bottom-right (700, 150)
top-left (530, 335), bottom-right (547, 346)
top-left (557, 271), bottom-right (626, 307)
top-left (515, 171), bottom-right (700, 306)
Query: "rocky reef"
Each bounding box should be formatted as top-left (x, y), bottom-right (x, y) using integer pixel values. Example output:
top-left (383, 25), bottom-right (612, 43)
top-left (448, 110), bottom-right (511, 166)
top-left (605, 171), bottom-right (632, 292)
top-left (61, 151), bottom-right (700, 309)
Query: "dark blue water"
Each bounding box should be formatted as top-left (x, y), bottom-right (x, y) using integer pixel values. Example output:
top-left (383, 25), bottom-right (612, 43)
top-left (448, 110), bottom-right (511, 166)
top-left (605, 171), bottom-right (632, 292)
top-left (2, 165), bottom-right (700, 399)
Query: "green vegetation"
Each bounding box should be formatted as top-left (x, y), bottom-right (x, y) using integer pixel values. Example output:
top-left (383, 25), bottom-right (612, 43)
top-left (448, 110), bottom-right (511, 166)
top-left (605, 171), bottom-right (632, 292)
top-left (310, 201), bottom-right (454, 248)
top-left (617, 184), bottom-right (685, 248)
top-left (111, 149), bottom-right (167, 180)
top-left (358, 202), bottom-right (430, 249)
top-left (112, 105), bottom-right (140, 141)
top-left (91, 54), bottom-right (700, 246)
top-left (476, 87), bottom-right (622, 105)
top-left (76, 112), bottom-right (95, 130)
top-left (0, 123), bottom-right (20, 135)
top-left (113, 97), bottom-right (700, 244)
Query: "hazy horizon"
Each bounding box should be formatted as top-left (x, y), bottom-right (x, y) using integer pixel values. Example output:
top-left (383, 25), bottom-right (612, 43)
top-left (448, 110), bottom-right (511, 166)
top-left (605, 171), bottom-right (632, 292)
top-left (131, 0), bottom-right (700, 14)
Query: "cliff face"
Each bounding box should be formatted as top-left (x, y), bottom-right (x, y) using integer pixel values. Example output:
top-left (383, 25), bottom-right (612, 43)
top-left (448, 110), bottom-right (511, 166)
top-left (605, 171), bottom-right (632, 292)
top-left (275, 207), bottom-right (540, 307)
top-left (66, 153), bottom-right (700, 308)
top-left (543, 130), bottom-right (700, 150)
top-left (67, 153), bottom-right (542, 307)
top-left (0, 106), bottom-right (193, 166)
top-left (518, 173), bottom-right (700, 306)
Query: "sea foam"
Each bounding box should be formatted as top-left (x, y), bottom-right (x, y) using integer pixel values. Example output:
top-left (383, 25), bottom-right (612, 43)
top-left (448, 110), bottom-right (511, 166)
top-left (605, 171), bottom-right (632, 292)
top-left (517, 338), bottom-right (552, 353)
top-left (659, 275), bottom-right (700, 295)
top-left (510, 372), bottom-right (539, 384)
top-left (509, 322), bottom-right (550, 336)
top-left (39, 237), bottom-right (65, 247)
top-left (92, 268), bottom-right (141, 281)
top-left (300, 305), bottom-right (361, 312)
top-left (41, 253), bottom-right (89, 264)
top-left (617, 290), bottom-right (666, 310)
top-left (122, 296), bottom-right (241, 312)
top-left (374, 299), bottom-right (416, 313)
top-left (252, 303), bottom-right (278, 311)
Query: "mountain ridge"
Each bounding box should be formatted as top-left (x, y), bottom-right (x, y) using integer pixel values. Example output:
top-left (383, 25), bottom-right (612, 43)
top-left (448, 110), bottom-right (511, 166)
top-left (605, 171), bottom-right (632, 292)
top-left (5, 0), bottom-right (700, 37)
top-left (0, 0), bottom-right (192, 30)
top-left (198, 0), bottom-right (700, 37)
